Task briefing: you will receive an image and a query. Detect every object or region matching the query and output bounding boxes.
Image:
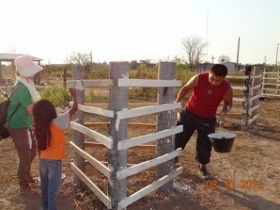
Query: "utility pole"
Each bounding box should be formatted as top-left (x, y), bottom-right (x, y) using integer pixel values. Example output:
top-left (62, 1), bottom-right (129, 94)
top-left (211, 55), bottom-right (215, 64)
top-left (275, 43), bottom-right (279, 65)
top-left (236, 37), bottom-right (240, 72)
top-left (90, 50), bottom-right (93, 72)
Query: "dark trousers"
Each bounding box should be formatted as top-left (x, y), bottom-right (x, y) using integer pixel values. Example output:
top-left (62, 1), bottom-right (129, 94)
top-left (9, 127), bottom-right (37, 186)
top-left (175, 109), bottom-right (216, 165)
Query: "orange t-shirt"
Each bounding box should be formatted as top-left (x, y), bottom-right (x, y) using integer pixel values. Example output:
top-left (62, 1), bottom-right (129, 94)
top-left (39, 111), bottom-right (70, 160)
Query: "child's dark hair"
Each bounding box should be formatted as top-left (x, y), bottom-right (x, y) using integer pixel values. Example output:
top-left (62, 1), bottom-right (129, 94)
top-left (33, 99), bottom-right (57, 151)
top-left (210, 64), bottom-right (228, 77)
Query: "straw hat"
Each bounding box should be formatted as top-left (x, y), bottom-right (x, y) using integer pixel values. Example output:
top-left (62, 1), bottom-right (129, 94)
top-left (14, 55), bottom-right (43, 77)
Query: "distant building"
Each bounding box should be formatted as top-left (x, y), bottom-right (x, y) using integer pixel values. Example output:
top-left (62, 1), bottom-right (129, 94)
top-left (0, 53), bottom-right (42, 84)
top-left (223, 62), bottom-right (244, 72)
top-left (194, 61), bottom-right (244, 72)
top-left (194, 62), bottom-right (213, 72)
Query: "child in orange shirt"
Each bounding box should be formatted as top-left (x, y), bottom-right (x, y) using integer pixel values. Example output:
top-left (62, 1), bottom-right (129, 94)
top-left (33, 88), bottom-right (77, 210)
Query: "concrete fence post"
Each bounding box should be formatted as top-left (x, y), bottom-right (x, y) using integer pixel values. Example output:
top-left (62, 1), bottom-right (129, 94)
top-left (72, 65), bottom-right (85, 184)
top-left (156, 61), bottom-right (176, 192)
top-left (241, 66), bottom-right (251, 131)
top-left (108, 62), bottom-right (129, 210)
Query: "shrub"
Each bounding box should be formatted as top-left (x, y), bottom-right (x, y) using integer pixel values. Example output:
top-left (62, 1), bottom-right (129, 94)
top-left (40, 87), bottom-right (71, 108)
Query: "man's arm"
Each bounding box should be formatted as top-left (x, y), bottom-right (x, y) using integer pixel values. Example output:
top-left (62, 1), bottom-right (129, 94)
top-left (176, 74), bottom-right (198, 103)
top-left (220, 86), bottom-right (233, 120)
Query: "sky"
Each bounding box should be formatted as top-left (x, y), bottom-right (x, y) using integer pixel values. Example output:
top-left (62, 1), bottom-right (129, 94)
top-left (1, 0), bottom-right (280, 65)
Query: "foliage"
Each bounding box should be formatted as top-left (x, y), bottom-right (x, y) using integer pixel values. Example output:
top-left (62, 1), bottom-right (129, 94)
top-left (40, 64), bottom-right (72, 82)
top-left (37, 61), bottom-right (193, 103)
top-left (130, 64), bottom-right (158, 79)
top-left (84, 63), bottom-right (109, 79)
top-left (39, 87), bottom-right (71, 108)
top-left (128, 87), bottom-right (157, 102)
top-left (87, 90), bottom-right (108, 103)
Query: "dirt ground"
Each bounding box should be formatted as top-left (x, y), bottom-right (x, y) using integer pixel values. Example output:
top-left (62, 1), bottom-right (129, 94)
top-left (0, 97), bottom-right (279, 210)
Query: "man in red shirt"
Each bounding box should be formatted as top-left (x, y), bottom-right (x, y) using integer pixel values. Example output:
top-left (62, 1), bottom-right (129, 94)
top-left (175, 64), bottom-right (233, 179)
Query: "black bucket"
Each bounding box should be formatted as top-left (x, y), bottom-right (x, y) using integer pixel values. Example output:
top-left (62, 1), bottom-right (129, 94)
top-left (208, 132), bottom-right (236, 153)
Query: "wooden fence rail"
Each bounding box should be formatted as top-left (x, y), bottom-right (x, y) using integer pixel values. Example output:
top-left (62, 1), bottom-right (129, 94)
top-left (221, 65), bottom-right (262, 130)
top-left (262, 68), bottom-right (280, 97)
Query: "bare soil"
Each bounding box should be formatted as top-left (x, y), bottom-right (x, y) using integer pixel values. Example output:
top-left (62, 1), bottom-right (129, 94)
top-left (0, 97), bottom-right (280, 210)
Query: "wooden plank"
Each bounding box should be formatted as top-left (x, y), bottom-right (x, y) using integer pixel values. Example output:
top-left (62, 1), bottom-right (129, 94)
top-left (118, 78), bottom-right (182, 87)
top-left (232, 86), bottom-right (247, 91)
top-left (70, 121), bottom-right (113, 149)
top-left (230, 107), bottom-right (246, 114)
top-left (250, 84), bottom-right (261, 91)
top-left (70, 163), bottom-right (112, 208)
top-left (233, 97), bottom-right (246, 102)
top-left (84, 122), bottom-right (109, 128)
top-left (117, 167), bottom-right (183, 209)
top-left (263, 72), bottom-right (279, 75)
top-left (262, 82), bottom-right (278, 86)
top-left (118, 126), bottom-right (183, 150)
top-left (226, 75), bottom-right (248, 79)
top-left (117, 148), bottom-right (182, 179)
top-left (117, 103), bottom-right (181, 120)
top-left (225, 117), bottom-right (245, 125)
top-left (84, 122), bottom-right (156, 130)
top-left (262, 77), bottom-right (279, 80)
top-left (84, 142), bottom-right (108, 148)
top-left (125, 123), bottom-right (156, 130)
top-left (78, 104), bottom-right (114, 118)
top-left (250, 75), bottom-right (262, 79)
top-left (67, 79), bottom-right (114, 88)
top-left (70, 141), bottom-right (112, 178)
top-left (262, 88), bottom-right (280, 91)
top-left (249, 95), bottom-right (261, 103)
top-left (248, 105), bottom-right (260, 114)
top-left (85, 142), bottom-right (156, 150)
top-left (225, 113), bottom-right (243, 117)
top-left (262, 93), bottom-right (280, 97)
top-left (248, 114), bottom-right (259, 125)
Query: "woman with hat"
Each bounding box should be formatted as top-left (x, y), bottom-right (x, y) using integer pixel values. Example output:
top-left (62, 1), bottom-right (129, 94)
top-left (7, 55), bottom-right (43, 194)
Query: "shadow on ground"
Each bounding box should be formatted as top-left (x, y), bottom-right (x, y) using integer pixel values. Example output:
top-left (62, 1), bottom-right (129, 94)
top-left (20, 192), bottom-right (74, 210)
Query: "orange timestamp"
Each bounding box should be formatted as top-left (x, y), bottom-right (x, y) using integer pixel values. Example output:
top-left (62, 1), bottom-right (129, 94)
top-left (205, 179), bottom-right (264, 191)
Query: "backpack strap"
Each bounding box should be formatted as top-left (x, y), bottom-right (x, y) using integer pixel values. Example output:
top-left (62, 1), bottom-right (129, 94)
top-left (8, 84), bottom-right (25, 121)
top-left (9, 83), bottom-right (24, 98)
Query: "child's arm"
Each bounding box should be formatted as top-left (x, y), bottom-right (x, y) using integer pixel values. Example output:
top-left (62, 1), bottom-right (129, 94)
top-left (68, 88), bottom-right (78, 118)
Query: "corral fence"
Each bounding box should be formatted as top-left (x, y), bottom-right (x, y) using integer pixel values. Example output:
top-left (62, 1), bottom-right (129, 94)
top-left (0, 63), bottom-right (266, 209)
top-left (261, 67), bottom-right (280, 97)
top-left (68, 62), bottom-right (183, 210)
top-left (222, 65), bottom-right (263, 131)
top-left (68, 63), bottom-right (264, 209)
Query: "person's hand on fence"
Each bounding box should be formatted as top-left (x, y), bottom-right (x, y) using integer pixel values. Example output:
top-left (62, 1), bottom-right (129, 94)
top-left (68, 88), bottom-right (77, 97)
